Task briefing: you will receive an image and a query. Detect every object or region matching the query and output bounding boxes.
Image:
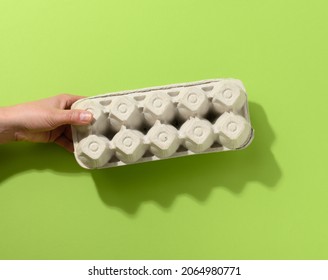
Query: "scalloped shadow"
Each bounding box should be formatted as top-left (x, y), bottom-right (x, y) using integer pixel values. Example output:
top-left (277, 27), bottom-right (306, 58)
top-left (0, 102), bottom-right (281, 216)
top-left (90, 102), bottom-right (281, 214)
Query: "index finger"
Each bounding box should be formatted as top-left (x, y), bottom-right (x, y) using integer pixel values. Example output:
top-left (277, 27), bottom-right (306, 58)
top-left (60, 94), bottom-right (87, 109)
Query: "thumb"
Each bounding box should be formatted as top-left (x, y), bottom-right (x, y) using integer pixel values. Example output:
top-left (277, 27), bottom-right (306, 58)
top-left (53, 109), bottom-right (93, 126)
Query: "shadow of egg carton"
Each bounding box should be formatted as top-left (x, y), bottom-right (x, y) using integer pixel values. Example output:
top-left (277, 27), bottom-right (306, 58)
top-left (72, 78), bottom-right (254, 169)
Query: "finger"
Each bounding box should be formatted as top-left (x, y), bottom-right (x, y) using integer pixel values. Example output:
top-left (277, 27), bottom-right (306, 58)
top-left (59, 94), bottom-right (87, 109)
top-left (55, 135), bottom-right (74, 153)
top-left (64, 125), bottom-right (73, 141)
top-left (52, 109), bottom-right (93, 127)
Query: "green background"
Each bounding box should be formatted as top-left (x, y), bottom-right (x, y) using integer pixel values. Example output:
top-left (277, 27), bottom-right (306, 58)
top-left (0, 0), bottom-right (327, 259)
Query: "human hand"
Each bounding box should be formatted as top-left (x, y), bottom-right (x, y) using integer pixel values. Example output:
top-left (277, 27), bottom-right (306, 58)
top-left (0, 94), bottom-right (93, 152)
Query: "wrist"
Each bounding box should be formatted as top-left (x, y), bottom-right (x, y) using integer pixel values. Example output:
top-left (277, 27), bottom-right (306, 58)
top-left (0, 106), bottom-right (20, 144)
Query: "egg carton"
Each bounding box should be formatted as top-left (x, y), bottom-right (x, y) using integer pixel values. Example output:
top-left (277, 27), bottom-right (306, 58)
top-left (71, 78), bottom-right (254, 169)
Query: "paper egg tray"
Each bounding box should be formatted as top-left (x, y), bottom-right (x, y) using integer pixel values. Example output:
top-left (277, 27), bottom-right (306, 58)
top-left (71, 78), bottom-right (254, 169)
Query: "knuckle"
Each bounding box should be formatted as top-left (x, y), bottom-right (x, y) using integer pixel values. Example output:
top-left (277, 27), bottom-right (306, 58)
top-left (67, 110), bottom-right (79, 123)
top-left (57, 93), bottom-right (71, 100)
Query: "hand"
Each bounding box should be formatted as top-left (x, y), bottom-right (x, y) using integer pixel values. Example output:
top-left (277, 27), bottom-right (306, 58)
top-left (0, 94), bottom-right (93, 152)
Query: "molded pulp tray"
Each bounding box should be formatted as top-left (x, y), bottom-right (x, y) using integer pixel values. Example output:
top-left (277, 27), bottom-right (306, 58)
top-left (71, 78), bottom-right (254, 169)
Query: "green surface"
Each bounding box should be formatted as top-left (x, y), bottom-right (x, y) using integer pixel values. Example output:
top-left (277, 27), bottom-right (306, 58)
top-left (0, 0), bottom-right (327, 259)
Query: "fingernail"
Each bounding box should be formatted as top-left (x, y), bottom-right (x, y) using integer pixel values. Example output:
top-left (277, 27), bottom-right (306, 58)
top-left (80, 111), bottom-right (93, 122)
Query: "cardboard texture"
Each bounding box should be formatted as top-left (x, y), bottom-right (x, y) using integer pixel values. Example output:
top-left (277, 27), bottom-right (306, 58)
top-left (72, 79), bottom-right (254, 169)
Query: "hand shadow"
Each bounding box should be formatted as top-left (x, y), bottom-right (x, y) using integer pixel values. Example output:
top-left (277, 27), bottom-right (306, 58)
top-left (0, 143), bottom-right (85, 184)
top-left (91, 102), bottom-right (282, 214)
top-left (0, 102), bottom-right (281, 216)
